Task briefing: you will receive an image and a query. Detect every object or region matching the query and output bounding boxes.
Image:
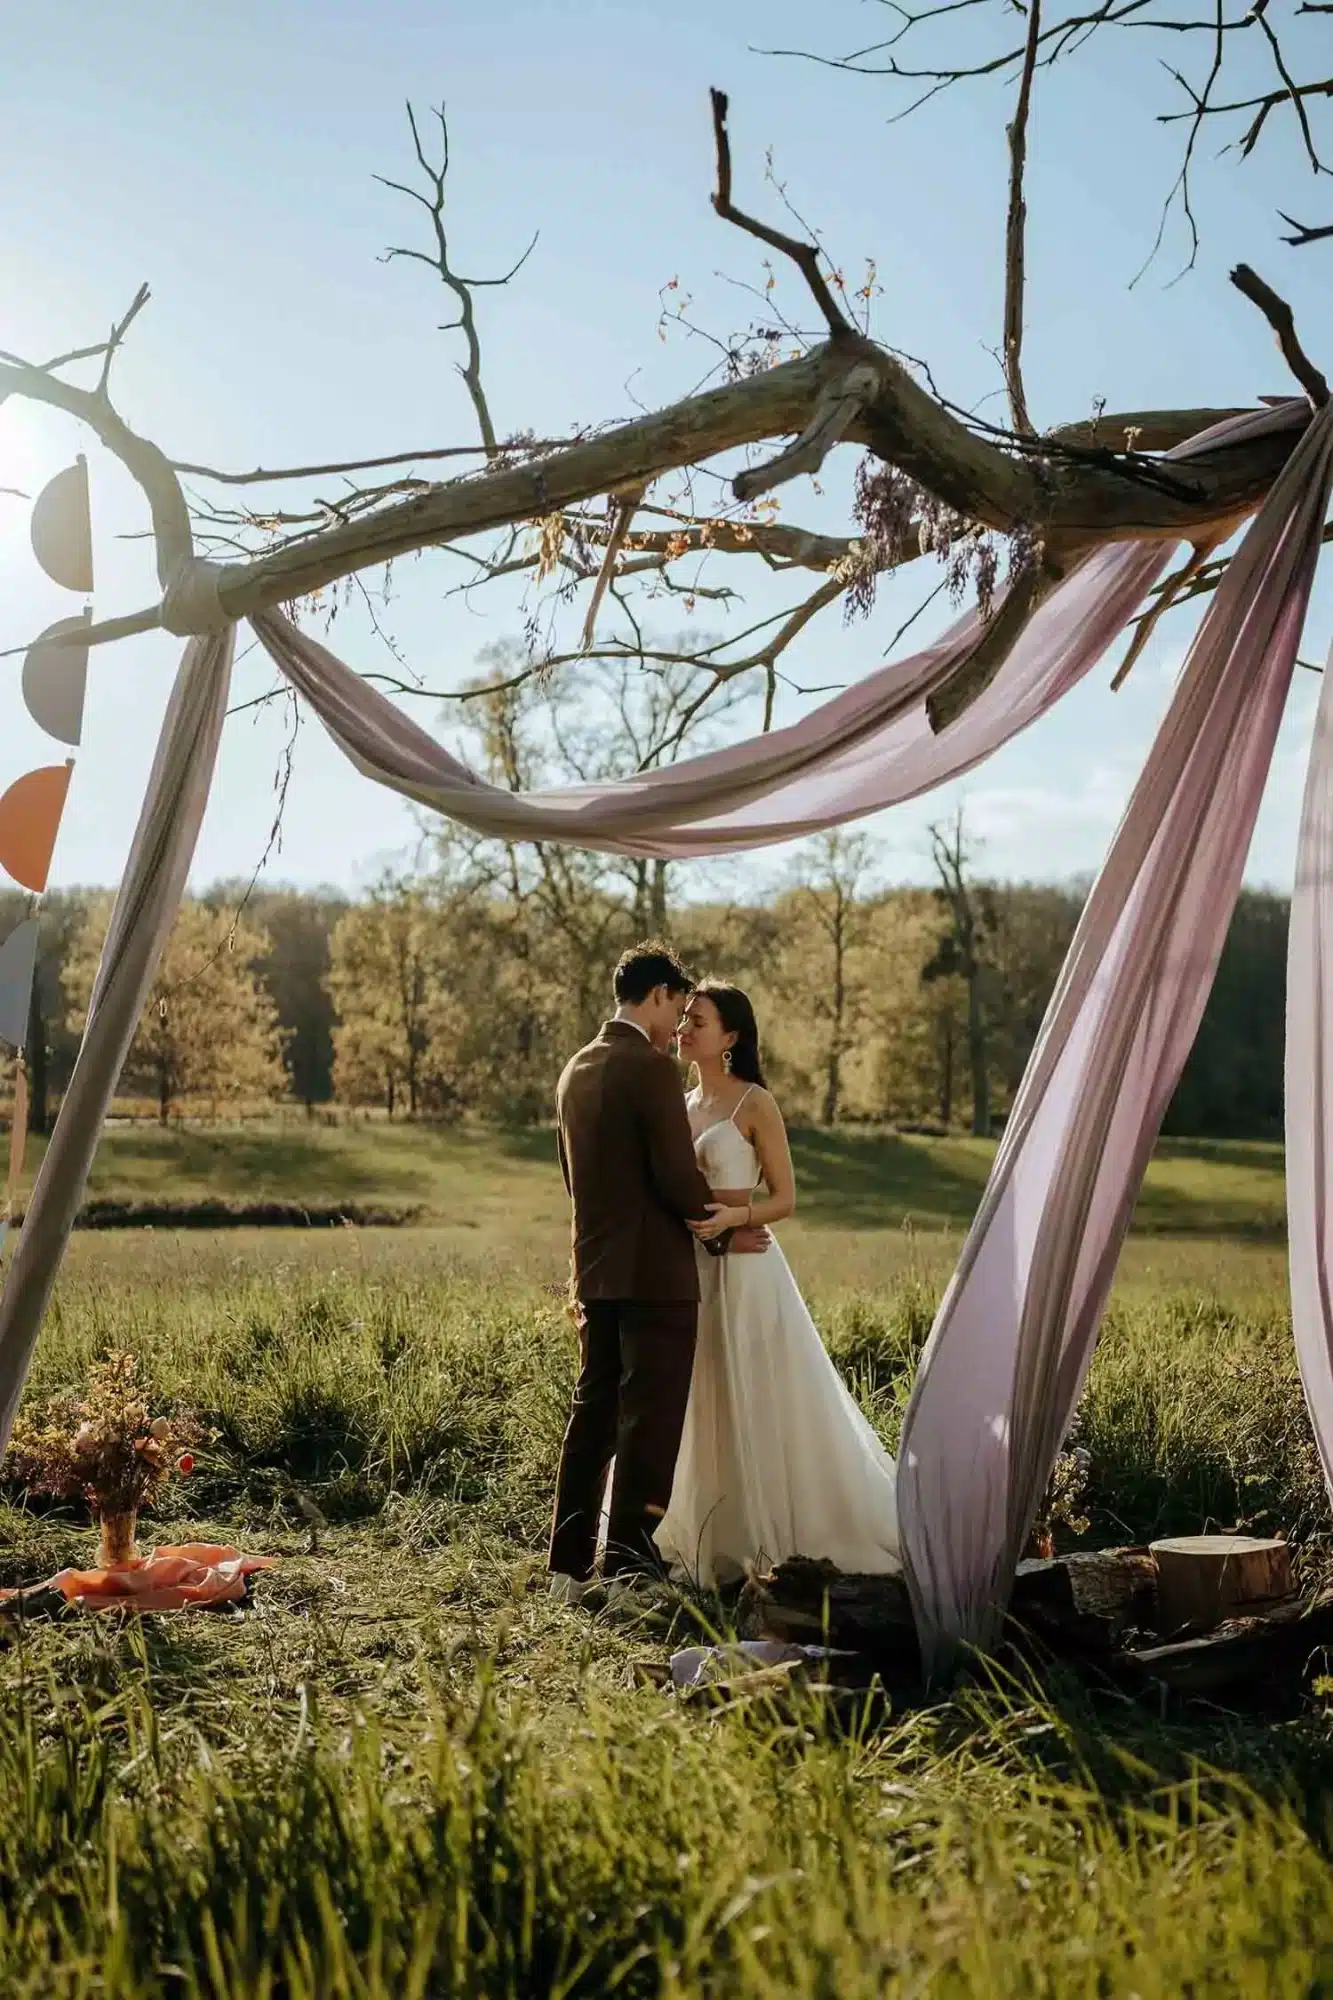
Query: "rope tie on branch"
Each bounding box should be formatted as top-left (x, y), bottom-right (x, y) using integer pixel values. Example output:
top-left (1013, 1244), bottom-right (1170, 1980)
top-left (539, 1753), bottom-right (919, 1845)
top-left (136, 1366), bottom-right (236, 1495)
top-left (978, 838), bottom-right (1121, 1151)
top-left (160, 558), bottom-right (232, 637)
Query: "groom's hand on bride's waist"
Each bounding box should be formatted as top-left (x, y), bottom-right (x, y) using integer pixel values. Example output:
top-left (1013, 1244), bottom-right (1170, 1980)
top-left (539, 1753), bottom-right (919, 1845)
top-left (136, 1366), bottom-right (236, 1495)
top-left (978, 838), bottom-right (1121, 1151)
top-left (696, 1225), bottom-right (768, 1257)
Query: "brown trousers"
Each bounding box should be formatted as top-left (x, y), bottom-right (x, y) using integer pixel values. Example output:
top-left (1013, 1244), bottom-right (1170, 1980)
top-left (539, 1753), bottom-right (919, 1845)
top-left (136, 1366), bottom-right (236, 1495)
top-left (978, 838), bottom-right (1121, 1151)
top-left (548, 1300), bottom-right (698, 1582)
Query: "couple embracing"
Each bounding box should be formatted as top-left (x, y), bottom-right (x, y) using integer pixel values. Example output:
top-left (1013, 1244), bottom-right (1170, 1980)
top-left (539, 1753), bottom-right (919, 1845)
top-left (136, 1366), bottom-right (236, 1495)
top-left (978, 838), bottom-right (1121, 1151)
top-left (548, 940), bottom-right (900, 1604)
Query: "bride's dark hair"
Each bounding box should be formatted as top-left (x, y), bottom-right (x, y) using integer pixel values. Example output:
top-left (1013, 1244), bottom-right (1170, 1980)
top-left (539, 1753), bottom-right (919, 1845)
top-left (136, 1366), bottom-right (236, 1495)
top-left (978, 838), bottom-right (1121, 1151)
top-left (694, 979), bottom-right (766, 1087)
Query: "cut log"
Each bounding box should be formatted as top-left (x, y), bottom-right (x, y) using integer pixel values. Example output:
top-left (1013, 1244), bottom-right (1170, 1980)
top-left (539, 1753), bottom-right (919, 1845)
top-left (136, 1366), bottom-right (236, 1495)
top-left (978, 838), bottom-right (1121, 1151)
top-left (1009, 1548), bottom-right (1159, 1652)
top-left (1120, 1587), bottom-right (1333, 1701)
top-left (737, 1557), bottom-right (918, 1665)
top-left (1150, 1534), bottom-right (1292, 1635)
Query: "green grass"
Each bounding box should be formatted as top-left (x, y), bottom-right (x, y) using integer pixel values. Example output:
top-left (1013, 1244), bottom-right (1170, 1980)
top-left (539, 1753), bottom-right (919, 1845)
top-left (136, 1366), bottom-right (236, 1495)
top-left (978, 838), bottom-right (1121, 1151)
top-left (0, 1129), bottom-right (1326, 1994)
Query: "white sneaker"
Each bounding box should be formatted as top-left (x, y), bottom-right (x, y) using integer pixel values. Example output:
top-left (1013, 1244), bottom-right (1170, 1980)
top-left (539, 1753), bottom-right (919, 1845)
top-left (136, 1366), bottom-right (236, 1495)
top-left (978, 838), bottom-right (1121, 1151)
top-left (602, 1574), bottom-right (642, 1610)
top-left (548, 1573), bottom-right (588, 1606)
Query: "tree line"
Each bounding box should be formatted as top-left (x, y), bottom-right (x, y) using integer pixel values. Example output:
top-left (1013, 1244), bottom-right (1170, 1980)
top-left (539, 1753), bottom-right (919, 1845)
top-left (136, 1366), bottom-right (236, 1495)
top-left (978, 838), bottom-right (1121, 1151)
top-left (0, 840), bottom-right (1287, 1140)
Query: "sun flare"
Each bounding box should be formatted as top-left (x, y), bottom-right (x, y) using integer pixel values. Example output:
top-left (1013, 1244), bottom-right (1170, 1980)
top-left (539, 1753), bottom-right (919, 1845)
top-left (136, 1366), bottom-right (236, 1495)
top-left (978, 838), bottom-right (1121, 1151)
top-left (0, 400), bottom-right (70, 514)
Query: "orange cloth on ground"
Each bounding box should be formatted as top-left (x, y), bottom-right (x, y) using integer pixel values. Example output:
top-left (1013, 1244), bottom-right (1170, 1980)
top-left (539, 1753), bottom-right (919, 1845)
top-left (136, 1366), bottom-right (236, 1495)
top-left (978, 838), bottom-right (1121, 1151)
top-left (0, 1543), bottom-right (276, 1611)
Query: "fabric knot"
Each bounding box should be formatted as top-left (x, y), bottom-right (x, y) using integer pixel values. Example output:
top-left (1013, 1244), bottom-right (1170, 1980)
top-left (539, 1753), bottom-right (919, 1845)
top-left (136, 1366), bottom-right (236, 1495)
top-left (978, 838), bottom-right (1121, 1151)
top-left (161, 558), bottom-right (231, 636)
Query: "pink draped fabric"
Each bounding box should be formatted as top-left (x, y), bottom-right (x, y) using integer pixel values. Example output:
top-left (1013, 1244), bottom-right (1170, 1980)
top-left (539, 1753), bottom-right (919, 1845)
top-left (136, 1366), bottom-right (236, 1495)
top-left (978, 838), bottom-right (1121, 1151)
top-left (250, 404), bottom-right (1305, 859)
top-left (1286, 634), bottom-right (1333, 1499)
top-left (252, 547), bottom-right (1166, 859)
top-left (896, 401), bottom-right (1333, 1673)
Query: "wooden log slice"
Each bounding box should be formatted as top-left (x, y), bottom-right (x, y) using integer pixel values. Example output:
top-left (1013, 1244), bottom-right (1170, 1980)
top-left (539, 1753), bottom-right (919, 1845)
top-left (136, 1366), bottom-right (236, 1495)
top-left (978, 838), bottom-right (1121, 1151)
top-left (1150, 1534), bottom-right (1291, 1635)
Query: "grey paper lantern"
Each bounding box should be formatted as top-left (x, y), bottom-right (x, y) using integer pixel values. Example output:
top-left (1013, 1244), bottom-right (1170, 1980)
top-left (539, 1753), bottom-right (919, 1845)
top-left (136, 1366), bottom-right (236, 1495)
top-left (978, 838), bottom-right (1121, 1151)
top-left (22, 611), bottom-right (90, 747)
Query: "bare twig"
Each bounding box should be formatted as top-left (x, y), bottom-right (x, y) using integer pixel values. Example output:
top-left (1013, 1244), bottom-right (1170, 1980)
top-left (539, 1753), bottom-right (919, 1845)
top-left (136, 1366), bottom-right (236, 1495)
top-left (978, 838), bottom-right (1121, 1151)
top-left (172, 438), bottom-right (570, 485)
top-left (377, 102), bottom-right (537, 456)
top-left (581, 483), bottom-right (648, 650)
top-left (709, 88), bottom-right (853, 337)
top-left (1111, 533), bottom-right (1224, 688)
top-left (1003, 0), bottom-right (1042, 435)
top-left (769, 0), bottom-right (1328, 278)
top-left (1279, 211), bottom-right (1333, 248)
top-left (1230, 263), bottom-right (1330, 407)
top-left (96, 283), bottom-right (152, 396)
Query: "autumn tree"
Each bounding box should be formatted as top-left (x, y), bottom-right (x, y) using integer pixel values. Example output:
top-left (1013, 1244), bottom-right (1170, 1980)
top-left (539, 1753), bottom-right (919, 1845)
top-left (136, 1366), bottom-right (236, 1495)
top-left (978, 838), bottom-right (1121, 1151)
top-left (328, 879), bottom-right (472, 1118)
top-left (925, 809), bottom-right (1000, 1138)
top-left (771, 832), bottom-right (880, 1125)
top-left (0, 888), bottom-right (93, 1135)
top-left (207, 883), bottom-right (349, 1112)
top-left (863, 890), bottom-right (970, 1128)
top-left (63, 899), bottom-right (286, 1125)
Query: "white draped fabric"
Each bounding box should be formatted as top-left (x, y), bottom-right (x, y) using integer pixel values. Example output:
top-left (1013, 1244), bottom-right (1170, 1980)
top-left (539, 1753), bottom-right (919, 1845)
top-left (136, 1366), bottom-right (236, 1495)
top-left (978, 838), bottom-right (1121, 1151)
top-left (0, 627), bottom-right (235, 1442)
top-left (0, 396), bottom-right (1328, 1680)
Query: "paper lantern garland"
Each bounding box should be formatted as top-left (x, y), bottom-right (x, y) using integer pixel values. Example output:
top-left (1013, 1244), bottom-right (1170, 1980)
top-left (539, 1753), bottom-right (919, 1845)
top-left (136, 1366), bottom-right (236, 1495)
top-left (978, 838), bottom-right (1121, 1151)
top-left (0, 921), bottom-right (39, 1052)
top-left (0, 764), bottom-right (74, 895)
top-left (22, 611), bottom-right (89, 747)
top-left (29, 455), bottom-right (93, 596)
top-left (0, 455), bottom-right (98, 1238)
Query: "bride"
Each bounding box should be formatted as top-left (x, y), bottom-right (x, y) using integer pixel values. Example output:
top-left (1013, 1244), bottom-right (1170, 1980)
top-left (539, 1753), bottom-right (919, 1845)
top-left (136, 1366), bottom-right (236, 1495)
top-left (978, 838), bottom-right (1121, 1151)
top-left (653, 980), bottom-right (901, 1587)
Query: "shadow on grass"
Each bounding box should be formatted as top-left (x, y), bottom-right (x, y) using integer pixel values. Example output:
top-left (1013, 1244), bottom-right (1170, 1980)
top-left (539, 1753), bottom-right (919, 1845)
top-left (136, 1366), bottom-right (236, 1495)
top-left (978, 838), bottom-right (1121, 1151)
top-left (786, 1130), bottom-right (989, 1228)
top-left (1155, 1136), bottom-right (1286, 1177)
top-left (491, 1126), bottom-right (563, 1169)
top-left (92, 1130), bottom-right (427, 1202)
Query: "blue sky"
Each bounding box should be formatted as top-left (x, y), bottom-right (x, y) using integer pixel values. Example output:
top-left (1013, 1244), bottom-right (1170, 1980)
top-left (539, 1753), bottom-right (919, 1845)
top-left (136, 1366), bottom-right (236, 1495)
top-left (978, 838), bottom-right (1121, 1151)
top-left (0, 0), bottom-right (1328, 900)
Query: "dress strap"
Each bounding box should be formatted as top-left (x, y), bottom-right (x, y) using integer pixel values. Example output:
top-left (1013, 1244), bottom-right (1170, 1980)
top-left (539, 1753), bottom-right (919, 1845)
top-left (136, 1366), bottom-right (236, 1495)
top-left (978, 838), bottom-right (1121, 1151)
top-left (728, 1085), bottom-right (756, 1127)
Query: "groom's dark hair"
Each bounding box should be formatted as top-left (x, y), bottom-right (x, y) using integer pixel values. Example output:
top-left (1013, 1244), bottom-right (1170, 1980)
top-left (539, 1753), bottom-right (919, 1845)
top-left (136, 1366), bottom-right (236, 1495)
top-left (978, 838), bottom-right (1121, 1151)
top-left (613, 939), bottom-right (694, 1006)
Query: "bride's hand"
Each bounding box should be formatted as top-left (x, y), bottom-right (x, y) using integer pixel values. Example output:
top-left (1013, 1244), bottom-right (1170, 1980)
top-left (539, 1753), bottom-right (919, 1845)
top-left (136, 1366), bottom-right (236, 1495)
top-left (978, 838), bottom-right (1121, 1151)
top-left (688, 1203), bottom-right (749, 1241)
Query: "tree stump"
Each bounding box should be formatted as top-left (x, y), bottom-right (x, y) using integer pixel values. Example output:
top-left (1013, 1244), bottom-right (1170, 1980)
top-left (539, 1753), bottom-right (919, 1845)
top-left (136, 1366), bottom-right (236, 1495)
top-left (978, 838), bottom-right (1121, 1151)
top-left (1150, 1534), bottom-right (1291, 1635)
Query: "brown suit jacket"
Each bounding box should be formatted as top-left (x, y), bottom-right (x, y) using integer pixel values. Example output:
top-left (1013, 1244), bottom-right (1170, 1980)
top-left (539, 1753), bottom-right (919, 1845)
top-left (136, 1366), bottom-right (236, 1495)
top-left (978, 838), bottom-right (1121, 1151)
top-left (556, 1020), bottom-right (715, 1302)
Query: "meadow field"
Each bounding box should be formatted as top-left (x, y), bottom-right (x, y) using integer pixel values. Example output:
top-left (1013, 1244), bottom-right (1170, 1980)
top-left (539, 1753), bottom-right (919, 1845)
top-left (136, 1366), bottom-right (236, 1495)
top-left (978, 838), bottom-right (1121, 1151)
top-left (1, 1123), bottom-right (1331, 1996)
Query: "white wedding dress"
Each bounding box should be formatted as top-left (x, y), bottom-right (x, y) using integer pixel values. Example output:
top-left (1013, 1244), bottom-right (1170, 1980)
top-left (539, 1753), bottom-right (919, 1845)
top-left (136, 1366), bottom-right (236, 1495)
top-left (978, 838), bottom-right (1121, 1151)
top-left (654, 1105), bottom-right (901, 1588)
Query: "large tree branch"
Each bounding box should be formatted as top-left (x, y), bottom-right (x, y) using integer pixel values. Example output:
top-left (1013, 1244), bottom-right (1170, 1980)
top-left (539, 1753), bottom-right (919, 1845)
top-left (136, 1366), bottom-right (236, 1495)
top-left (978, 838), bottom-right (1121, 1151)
top-left (23, 330), bottom-right (1307, 657)
top-left (0, 96), bottom-right (1314, 665)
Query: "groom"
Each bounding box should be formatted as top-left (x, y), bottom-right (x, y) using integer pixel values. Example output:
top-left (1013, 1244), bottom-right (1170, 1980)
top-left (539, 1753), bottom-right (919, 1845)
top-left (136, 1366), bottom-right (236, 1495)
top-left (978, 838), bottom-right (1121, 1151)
top-left (548, 940), bottom-right (766, 1601)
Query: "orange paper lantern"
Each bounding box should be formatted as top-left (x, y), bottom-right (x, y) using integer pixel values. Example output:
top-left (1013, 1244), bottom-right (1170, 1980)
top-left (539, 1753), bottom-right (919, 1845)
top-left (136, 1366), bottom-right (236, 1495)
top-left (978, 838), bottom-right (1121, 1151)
top-left (0, 763), bottom-right (73, 893)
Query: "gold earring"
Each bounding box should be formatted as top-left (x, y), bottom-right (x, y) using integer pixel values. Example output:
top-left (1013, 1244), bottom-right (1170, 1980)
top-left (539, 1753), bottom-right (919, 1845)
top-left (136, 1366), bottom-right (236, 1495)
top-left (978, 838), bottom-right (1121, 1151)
top-left (723, 1050), bottom-right (733, 1073)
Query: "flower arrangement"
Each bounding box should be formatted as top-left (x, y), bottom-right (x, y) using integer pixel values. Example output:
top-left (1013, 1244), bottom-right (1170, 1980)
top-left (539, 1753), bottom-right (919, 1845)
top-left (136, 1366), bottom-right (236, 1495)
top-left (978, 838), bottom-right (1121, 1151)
top-left (2, 1351), bottom-right (206, 1567)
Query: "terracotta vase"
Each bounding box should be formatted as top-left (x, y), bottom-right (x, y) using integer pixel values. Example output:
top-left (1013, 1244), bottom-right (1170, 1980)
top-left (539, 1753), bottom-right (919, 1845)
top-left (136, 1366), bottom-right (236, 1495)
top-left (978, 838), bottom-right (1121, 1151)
top-left (97, 1509), bottom-right (139, 1569)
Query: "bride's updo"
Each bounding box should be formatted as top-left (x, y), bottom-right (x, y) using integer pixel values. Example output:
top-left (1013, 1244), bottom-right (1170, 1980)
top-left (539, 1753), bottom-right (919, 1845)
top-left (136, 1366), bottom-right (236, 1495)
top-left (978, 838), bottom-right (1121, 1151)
top-left (694, 979), bottom-right (766, 1087)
